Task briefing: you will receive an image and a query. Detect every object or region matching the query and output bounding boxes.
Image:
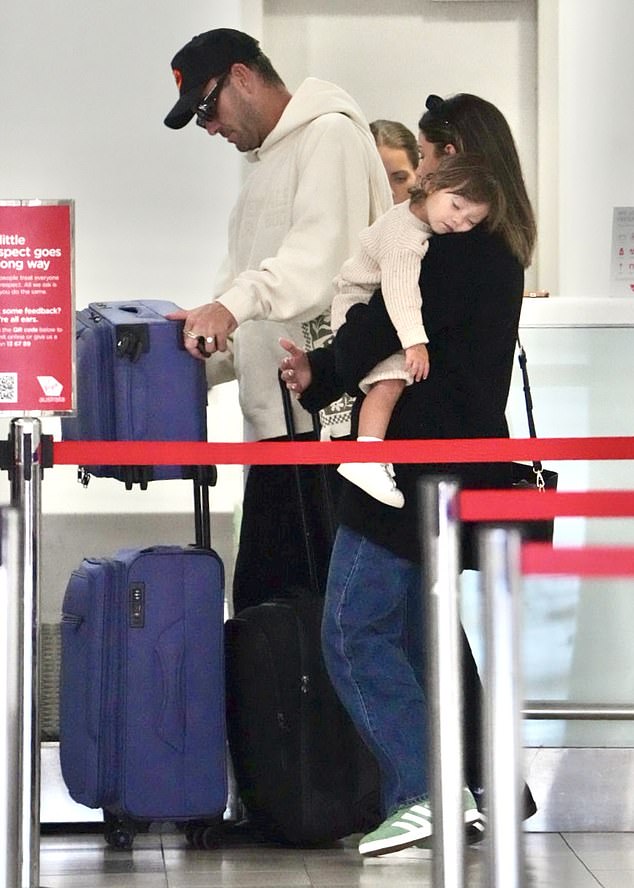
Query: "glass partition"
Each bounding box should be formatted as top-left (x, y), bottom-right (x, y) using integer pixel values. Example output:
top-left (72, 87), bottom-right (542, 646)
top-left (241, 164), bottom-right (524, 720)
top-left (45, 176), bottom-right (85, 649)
top-left (462, 325), bottom-right (634, 747)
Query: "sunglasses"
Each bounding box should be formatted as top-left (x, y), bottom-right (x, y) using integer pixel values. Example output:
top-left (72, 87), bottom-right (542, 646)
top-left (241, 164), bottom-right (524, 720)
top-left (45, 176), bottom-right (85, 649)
top-left (195, 73), bottom-right (228, 127)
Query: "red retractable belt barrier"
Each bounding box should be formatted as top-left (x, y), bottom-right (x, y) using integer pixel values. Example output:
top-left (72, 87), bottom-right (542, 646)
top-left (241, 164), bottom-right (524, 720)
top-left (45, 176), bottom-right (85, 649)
top-left (522, 544), bottom-right (634, 576)
top-left (460, 490), bottom-right (634, 521)
top-left (461, 489), bottom-right (634, 577)
top-left (50, 435), bottom-right (634, 577)
top-left (52, 435), bottom-right (634, 467)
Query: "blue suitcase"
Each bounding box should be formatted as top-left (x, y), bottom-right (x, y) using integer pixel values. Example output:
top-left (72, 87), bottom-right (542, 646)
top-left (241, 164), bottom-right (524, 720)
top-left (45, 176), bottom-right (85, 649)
top-left (59, 544), bottom-right (226, 849)
top-left (62, 299), bottom-right (208, 487)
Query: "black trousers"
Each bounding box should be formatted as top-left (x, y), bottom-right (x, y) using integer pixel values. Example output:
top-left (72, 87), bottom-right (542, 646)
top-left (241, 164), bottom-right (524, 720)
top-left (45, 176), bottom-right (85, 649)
top-left (232, 458), bottom-right (341, 615)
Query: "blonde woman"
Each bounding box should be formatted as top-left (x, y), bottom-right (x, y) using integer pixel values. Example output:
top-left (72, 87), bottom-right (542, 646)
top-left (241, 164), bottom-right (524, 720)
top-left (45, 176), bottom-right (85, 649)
top-left (370, 119), bottom-right (420, 204)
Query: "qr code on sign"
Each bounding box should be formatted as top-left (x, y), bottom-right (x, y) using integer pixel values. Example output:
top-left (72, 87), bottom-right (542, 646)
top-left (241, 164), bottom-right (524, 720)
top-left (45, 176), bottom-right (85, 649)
top-left (0, 373), bottom-right (18, 403)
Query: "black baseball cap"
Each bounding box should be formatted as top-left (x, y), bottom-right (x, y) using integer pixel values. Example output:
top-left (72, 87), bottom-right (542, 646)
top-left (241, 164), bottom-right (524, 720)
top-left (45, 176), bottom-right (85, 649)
top-left (164, 28), bottom-right (261, 130)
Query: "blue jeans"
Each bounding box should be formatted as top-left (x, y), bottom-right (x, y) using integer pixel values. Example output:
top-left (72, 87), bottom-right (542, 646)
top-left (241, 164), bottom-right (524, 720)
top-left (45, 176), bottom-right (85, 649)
top-left (321, 525), bottom-right (429, 816)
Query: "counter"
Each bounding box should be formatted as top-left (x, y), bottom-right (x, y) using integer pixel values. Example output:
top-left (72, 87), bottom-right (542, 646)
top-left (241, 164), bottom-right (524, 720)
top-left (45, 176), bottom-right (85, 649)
top-left (520, 296), bottom-right (634, 328)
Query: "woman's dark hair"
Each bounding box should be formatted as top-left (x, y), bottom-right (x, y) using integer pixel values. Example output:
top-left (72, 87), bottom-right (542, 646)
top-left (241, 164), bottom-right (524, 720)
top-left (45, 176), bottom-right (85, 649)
top-left (419, 94), bottom-right (536, 267)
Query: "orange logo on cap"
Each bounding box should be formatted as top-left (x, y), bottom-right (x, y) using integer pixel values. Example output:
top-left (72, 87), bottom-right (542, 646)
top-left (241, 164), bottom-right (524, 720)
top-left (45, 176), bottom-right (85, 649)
top-left (172, 68), bottom-right (183, 91)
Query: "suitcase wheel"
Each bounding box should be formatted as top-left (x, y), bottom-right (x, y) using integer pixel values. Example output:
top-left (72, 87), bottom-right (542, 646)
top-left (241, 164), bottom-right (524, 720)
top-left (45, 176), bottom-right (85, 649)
top-left (103, 811), bottom-right (137, 851)
top-left (184, 816), bottom-right (223, 850)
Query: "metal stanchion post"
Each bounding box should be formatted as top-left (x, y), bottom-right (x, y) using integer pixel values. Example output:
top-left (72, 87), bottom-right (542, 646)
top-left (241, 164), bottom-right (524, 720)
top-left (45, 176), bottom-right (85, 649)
top-left (479, 526), bottom-right (525, 888)
top-left (0, 507), bottom-right (22, 888)
top-left (10, 418), bottom-right (44, 888)
top-left (420, 477), bottom-right (465, 888)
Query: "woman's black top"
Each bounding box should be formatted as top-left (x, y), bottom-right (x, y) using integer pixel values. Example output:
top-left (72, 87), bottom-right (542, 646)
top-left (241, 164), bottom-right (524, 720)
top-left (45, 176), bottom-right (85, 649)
top-left (301, 226), bottom-right (524, 565)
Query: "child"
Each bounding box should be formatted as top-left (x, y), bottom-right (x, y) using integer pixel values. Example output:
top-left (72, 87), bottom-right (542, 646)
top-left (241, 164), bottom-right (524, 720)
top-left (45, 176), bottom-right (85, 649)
top-left (332, 153), bottom-right (505, 507)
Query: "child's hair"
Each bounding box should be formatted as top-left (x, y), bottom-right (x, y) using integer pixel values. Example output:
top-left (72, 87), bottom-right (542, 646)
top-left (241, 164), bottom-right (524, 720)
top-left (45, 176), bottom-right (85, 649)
top-left (409, 153), bottom-right (506, 235)
top-left (370, 119), bottom-right (420, 176)
top-left (418, 94), bottom-right (536, 267)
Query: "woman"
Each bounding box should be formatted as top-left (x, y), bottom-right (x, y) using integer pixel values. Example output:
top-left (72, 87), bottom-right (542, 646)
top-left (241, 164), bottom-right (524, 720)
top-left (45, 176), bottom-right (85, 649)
top-left (370, 119), bottom-right (420, 204)
top-left (281, 93), bottom-right (537, 857)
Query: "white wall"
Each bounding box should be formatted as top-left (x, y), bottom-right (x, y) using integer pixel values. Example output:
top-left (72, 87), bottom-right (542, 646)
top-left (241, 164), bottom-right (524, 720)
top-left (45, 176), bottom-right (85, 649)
top-left (556, 0), bottom-right (634, 298)
top-left (0, 0), bottom-right (246, 514)
top-left (0, 1), bottom-right (246, 307)
top-left (262, 0), bottom-right (538, 277)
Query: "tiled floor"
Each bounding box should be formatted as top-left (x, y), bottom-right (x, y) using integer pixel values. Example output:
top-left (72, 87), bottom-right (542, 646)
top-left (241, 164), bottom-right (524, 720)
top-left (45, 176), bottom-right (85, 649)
top-left (38, 827), bottom-right (634, 887)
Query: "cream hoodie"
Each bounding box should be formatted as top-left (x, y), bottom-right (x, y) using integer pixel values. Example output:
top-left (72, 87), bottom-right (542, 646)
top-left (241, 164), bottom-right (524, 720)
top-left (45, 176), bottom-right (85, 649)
top-left (207, 77), bottom-right (392, 441)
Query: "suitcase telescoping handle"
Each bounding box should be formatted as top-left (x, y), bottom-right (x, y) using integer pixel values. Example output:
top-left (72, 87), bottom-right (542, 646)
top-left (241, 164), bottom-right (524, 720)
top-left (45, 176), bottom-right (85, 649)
top-left (277, 372), bottom-right (337, 597)
top-left (190, 465), bottom-right (217, 550)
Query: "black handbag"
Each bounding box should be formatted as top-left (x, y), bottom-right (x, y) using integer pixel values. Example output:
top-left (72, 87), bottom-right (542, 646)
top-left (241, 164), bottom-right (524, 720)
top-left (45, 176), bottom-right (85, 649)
top-left (511, 336), bottom-right (558, 542)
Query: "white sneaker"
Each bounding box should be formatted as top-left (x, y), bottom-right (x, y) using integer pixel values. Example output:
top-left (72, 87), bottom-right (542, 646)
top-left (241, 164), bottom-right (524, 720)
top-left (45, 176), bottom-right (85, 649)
top-left (337, 462), bottom-right (405, 508)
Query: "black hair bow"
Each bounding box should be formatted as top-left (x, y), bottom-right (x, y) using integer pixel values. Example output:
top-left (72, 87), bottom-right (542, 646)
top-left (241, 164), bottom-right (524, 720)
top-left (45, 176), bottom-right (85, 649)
top-left (425, 94), bottom-right (445, 114)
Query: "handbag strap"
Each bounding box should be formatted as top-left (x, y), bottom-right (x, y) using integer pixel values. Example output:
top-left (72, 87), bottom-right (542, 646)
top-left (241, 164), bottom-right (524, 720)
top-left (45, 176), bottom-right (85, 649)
top-left (516, 334), bottom-right (546, 489)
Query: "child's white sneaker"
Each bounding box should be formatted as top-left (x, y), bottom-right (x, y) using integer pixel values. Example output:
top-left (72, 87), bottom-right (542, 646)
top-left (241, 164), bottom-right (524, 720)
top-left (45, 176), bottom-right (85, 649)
top-left (337, 462), bottom-right (405, 508)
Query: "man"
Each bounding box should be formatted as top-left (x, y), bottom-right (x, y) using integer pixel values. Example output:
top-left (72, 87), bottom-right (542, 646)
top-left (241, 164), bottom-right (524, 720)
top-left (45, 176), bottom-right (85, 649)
top-left (164, 28), bottom-right (391, 613)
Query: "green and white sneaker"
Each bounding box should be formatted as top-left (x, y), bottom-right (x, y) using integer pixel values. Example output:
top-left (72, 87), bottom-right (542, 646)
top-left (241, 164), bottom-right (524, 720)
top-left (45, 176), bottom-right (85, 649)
top-left (415, 788), bottom-right (486, 851)
top-left (358, 799), bottom-right (432, 857)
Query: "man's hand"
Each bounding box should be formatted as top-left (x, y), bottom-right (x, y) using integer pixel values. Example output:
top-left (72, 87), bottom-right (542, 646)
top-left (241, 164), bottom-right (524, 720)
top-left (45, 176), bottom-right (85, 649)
top-left (405, 342), bottom-right (430, 382)
top-left (167, 302), bottom-right (238, 360)
top-left (279, 337), bottom-right (313, 395)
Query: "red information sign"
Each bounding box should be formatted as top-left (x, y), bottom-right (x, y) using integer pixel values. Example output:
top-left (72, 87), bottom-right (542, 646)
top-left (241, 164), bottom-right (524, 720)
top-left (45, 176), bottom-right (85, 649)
top-left (0, 200), bottom-right (74, 414)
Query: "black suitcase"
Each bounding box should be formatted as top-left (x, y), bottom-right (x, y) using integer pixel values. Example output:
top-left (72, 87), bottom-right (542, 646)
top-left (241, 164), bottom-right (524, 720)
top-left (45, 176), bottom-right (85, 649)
top-left (224, 377), bottom-right (381, 845)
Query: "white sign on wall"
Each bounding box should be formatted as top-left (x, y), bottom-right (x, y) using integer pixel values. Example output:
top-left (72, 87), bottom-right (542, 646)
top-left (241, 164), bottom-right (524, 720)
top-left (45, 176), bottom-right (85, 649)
top-left (610, 207), bottom-right (634, 297)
